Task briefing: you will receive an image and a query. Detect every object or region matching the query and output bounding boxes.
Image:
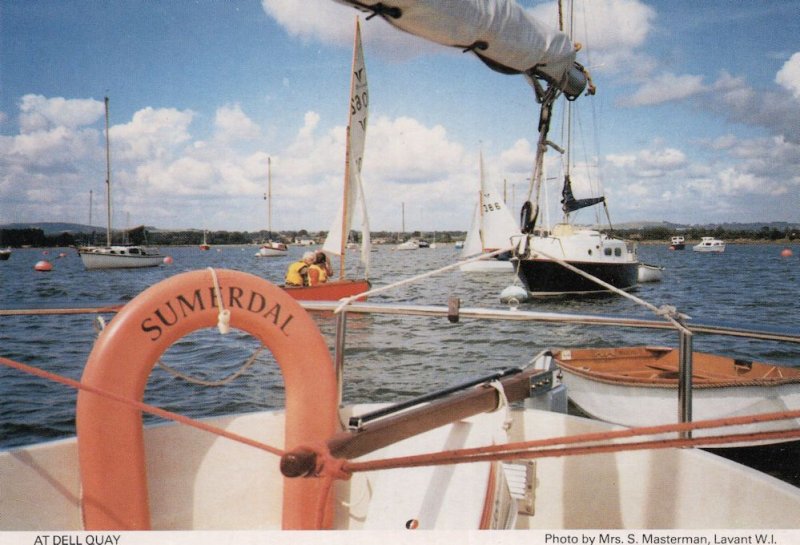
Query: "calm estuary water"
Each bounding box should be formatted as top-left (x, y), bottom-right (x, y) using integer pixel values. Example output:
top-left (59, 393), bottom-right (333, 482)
top-left (1, 242), bottom-right (798, 450)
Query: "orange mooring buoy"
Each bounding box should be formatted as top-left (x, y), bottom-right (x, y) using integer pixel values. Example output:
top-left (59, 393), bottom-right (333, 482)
top-left (163, 256), bottom-right (173, 264)
top-left (781, 248), bottom-right (793, 257)
top-left (34, 260), bottom-right (53, 272)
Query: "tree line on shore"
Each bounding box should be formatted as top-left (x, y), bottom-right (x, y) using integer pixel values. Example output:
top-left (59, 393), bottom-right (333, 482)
top-left (1, 224), bottom-right (796, 249)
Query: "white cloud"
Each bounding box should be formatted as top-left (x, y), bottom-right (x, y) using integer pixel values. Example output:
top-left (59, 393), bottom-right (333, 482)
top-left (112, 107), bottom-right (195, 162)
top-left (500, 139), bottom-right (535, 173)
top-left (214, 104), bottom-right (261, 143)
top-left (530, 0), bottom-right (655, 52)
top-left (18, 95), bottom-right (104, 133)
top-left (260, 0), bottom-right (438, 59)
top-left (776, 52), bottom-right (800, 100)
top-left (620, 73), bottom-right (705, 107)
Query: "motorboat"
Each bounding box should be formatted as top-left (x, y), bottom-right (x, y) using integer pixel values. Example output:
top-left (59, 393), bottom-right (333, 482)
top-left (669, 236), bottom-right (685, 250)
top-left (693, 237), bottom-right (726, 253)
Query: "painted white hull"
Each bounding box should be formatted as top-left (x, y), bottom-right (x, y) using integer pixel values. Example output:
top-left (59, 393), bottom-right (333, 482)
top-left (255, 244), bottom-right (288, 257)
top-left (637, 263), bottom-right (664, 282)
top-left (693, 238), bottom-right (726, 252)
top-left (693, 245), bottom-right (726, 252)
top-left (459, 258), bottom-right (514, 273)
top-left (395, 240), bottom-right (419, 250)
top-left (78, 246), bottom-right (163, 269)
top-left (559, 370), bottom-right (800, 445)
top-left (3, 405), bottom-right (800, 530)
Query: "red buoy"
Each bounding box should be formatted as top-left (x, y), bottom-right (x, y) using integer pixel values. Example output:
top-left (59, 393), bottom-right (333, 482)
top-left (163, 256), bottom-right (174, 264)
top-left (781, 248), bottom-right (793, 257)
top-left (34, 260), bottom-right (53, 272)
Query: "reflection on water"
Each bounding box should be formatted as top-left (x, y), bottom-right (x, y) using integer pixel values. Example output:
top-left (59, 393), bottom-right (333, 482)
top-left (1, 243), bottom-right (798, 448)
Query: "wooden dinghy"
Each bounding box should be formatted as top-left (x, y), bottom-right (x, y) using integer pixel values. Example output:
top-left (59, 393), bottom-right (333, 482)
top-left (551, 346), bottom-right (800, 444)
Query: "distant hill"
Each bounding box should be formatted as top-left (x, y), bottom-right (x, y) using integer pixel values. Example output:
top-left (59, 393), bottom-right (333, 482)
top-left (0, 222), bottom-right (161, 235)
top-left (3, 220), bottom-right (798, 235)
top-left (0, 222), bottom-right (103, 235)
top-left (611, 220), bottom-right (800, 231)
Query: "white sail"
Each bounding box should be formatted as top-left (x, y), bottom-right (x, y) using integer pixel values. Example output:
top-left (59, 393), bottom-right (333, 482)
top-left (460, 202), bottom-right (482, 258)
top-left (332, 0), bottom-right (587, 98)
top-left (323, 18), bottom-right (371, 277)
top-left (461, 152), bottom-right (520, 258)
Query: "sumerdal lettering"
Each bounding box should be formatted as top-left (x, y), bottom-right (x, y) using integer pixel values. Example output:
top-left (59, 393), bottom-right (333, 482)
top-left (139, 284), bottom-right (294, 340)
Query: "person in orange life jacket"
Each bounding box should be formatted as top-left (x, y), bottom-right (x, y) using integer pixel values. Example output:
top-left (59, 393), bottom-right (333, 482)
top-left (307, 251), bottom-right (332, 286)
top-left (285, 251), bottom-right (315, 286)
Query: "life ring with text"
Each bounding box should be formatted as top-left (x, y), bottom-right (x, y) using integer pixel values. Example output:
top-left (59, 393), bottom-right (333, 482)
top-left (76, 269), bottom-right (337, 530)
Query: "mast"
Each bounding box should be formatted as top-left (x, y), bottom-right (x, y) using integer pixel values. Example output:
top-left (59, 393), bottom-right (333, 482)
top-left (323, 17), bottom-right (369, 279)
top-left (478, 151), bottom-right (486, 250)
top-left (338, 17), bottom-right (363, 279)
top-left (266, 156), bottom-right (273, 238)
top-left (104, 97), bottom-right (112, 247)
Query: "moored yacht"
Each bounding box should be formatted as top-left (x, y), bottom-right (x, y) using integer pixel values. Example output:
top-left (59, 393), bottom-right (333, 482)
top-left (516, 223), bottom-right (639, 295)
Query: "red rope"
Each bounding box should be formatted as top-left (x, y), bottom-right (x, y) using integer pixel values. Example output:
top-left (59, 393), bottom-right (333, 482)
top-left (4, 354), bottom-right (800, 483)
top-left (0, 356), bottom-right (284, 457)
top-left (344, 411), bottom-right (800, 474)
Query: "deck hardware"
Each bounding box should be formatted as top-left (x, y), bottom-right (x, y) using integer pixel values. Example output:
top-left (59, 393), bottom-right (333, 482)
top-left (529, 370), bottom-right (554, 397)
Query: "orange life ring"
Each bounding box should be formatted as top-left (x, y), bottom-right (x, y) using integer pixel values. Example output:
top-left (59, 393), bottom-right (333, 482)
top-left (76, 269), bottom-right (337, 530)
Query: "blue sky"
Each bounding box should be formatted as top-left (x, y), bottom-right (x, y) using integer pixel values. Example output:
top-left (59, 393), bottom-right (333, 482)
top-left (1, 0), bottom-right (799, 233)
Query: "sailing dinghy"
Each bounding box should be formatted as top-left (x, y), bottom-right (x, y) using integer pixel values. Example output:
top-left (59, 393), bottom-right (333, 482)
top-left (285, 18), bottom-right (371, 301)
top-left (459, 152), bottom-right (521, 273)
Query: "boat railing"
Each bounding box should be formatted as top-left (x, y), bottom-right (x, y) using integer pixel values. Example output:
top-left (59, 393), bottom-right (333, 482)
top-left (300, 299), bottom-right (800, 438)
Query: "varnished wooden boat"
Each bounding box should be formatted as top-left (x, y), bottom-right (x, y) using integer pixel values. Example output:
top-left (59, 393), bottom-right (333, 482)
top-left (551, 346), bottom-right (800, 444)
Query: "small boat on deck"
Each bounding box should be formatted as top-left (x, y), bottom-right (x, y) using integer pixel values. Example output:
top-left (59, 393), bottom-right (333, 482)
top-left (669, 236), bottom-right (685, 250)
top-left (549, 346), bottom-right (800, 444)
top-left (637, 262), bottom-right (664, 283)
top-left (693, 237), bottom-right (726, 253)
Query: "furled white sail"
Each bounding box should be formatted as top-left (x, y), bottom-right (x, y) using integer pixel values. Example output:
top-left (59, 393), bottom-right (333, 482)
top-left (323, 18), bottom-right (371, 277)
top-left (332, 0), bottom-right (587, 98)
top-left (462, 152), bottom-right (520, 258)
